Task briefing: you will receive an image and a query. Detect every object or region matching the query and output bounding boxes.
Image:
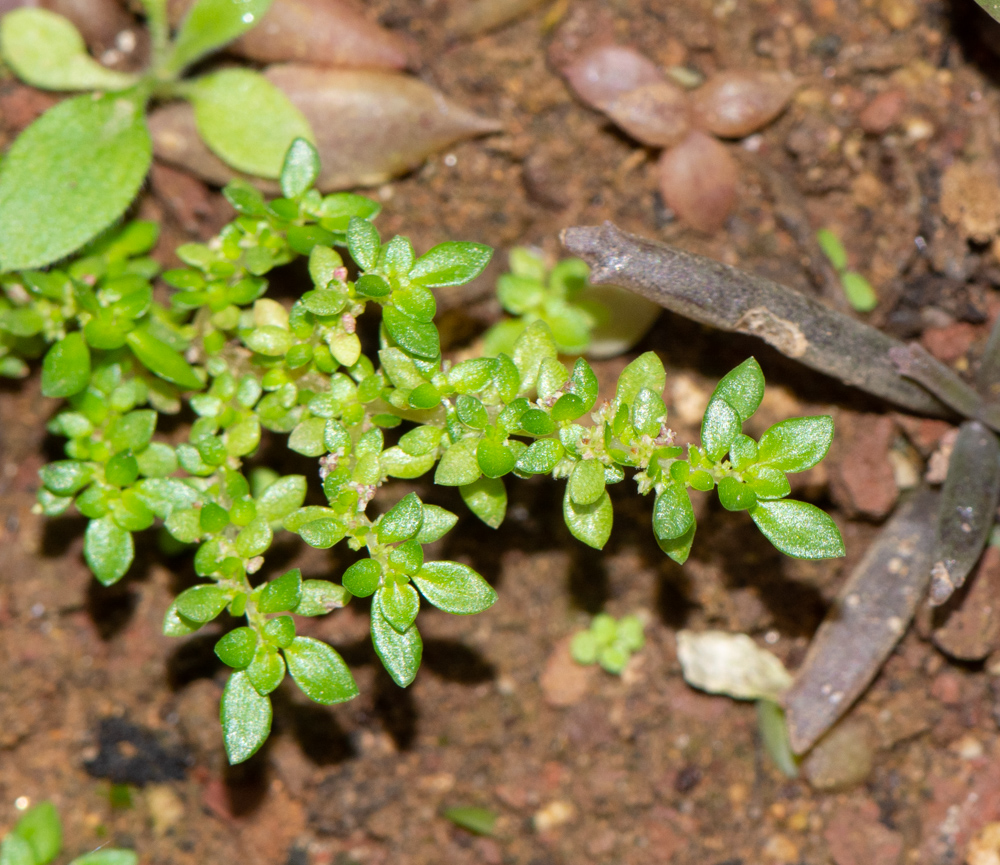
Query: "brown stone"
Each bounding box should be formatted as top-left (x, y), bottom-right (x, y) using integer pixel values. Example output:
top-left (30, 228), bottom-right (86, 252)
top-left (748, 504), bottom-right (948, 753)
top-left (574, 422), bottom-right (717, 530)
top-left (825, 797), bottom-right (904, 865)
top-left (828, 412), bottom-right (899, 518)
top-left (858, 88), bottom-right (907, 135)
top-left (921, 321), bottom-right (978, 364)
top-left (540, 636), bottom-right (595, 707)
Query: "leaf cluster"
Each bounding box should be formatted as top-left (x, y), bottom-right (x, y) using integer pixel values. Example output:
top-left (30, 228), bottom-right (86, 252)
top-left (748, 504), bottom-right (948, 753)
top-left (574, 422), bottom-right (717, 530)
top-left (13, 140), bottom-right (842, 764)
top-left (0, 0), bottom-right (313, 271)
top-left (816, 228), bottom-right (877, 313)
top-left (1, 801), bottom-right (135, 865)
top-left (570, 613), bottom-right (645, 674)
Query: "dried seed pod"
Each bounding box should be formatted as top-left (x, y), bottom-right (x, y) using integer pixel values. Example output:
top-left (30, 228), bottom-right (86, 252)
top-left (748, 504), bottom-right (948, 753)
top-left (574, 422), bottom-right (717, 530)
top-left (168, 0), bottom-right (414, 70)
top-left (447, 0), bottom-right (547, 37)
top-left (691, 71), bottom-right (796, 138)
top-left (149, 67), bottom-right (501, 192)
top-left (563, 44), bottom-right (664, 112)
top-left (605, 81), bottom-right (691, 148)
top-left (657, 130), bottom-right (737, 233)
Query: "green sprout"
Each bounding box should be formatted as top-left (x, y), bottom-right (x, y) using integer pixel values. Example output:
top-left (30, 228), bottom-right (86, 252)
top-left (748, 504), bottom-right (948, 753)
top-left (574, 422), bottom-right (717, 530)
top-left (3, 139), bottom-right (844, 764)
top-left (816, 228), bottom-right (878, 313)
top-left (1, 801), bottom-right (136, 865)
top-left (570, 612), bottom-right (645, 674)
top-left (0, 0), bottom-right (312, 271)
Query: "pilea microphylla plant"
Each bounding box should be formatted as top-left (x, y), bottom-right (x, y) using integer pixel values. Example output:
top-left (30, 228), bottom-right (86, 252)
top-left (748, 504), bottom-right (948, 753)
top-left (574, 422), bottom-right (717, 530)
top-left (0, 0), bottom-right (311, 271)
top-left (4, 140), bottom-right (844, 764)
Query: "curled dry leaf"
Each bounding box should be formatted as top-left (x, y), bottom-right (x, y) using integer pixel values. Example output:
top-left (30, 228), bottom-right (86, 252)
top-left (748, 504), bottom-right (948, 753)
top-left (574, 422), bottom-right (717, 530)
top-left (446, 0), bottom-right (547, 37)
top-left (657, 130), bottom-right (737, 233)
top-left (605, 82), bottom-right (690, 148)
top-left (168, 0), bottom-right (414, 69)
top-left (676, 630), bottom-right (792, 702)
top-left (690, 71), bottom-right (797, 138)
top-left (149, 67), bottom-right (501, 191)
top-left (783, 487), bottom-right (939, 754)
top-left (563, 44), bottom-right (664, 111)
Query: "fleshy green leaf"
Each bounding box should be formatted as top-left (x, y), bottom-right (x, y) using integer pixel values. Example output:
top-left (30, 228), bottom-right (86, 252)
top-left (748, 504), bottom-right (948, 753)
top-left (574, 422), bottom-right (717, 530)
top-left (756, 416), bottom-right (834, 473)
top-left (342, 559), bottom-right (382, 597)
top-left (841, 272), bottom-right (878, 313)
top-left (657, 523), bottom-right (695, 565)
top-left (710, 358), bottom-right (765, 423)
top-left (13, 801), bottom-right (61, 865)
top-left (409, 241), bottom-right (492, 287)
top-left (434, 437), bottom-right (482, 486)
top-left (717, 476), bottom-right (757, 511)
top-left (413, 505), bottom-right (458, 544)
top-left (459, 476), bottom-right (507, 528)
top-left (652, 483), bottom-right (694, 540)
top-left (162, 600), bottom-right (202, 636)
top-left (515, 438), bottom-right (564, 474)
top-left (280, 137), bottom-right (321, 199)
top-left (41, 332), bottom-right (90, 398)
top-left (412, 561), bottom-right (497, 614)
top-left (377, 582), bottom-right (420, 632)
top-left (568, 459), bottom-right (605, 506)
top-left (615, 352), bottom-right (665, 407)
top-left (257, 568), bottom-right (302, 613)
top-left (175, 584), bottom-right (229, 622)
top-left (816, 228), bottom-right (847, 271)
top-left (563, 487), bottom-right (613, 549)
top-left (126, 327), bottom-right (202, 390)
top-left (68, 851), bottom-right (138, 865)
top-left (295, 580), bottom-right (350, 616)
top-left (189, 68), bottom-right (314, 180)
top-left (215, 627), bottom-right (258, 669)
top-left (220, 669), bottom-right (272, 764)
top-left (476, 437), bottom-right (516, 478)
top-left (0, 91), bottom-right (151, 271)
top-left (84, 516), bottom-right (133, 585)
top-left (1, 835), bottom-right (35, 865)
top-left (443, 807), bottom-right (497, 836)
top-left (377, 492), bottom-right (423, 543)
top-left (383, 305), bottom-right (440, 360)
top-left (1, 9), bottom-right (138, 92)
top-left (749, 499), bottom-right (845, 559)
top-left (256, 475), bottom-right (307, 524)
top-left (701, 397), bottom-right (741, 461)
top-left (371, 594), bottom-right (422, 687)
top-left (284, 636), bottom-right (358, 704)
top-left (167, 0), bottom-right (275, 74)
top-left (346, 216), bottom-right (380, 270)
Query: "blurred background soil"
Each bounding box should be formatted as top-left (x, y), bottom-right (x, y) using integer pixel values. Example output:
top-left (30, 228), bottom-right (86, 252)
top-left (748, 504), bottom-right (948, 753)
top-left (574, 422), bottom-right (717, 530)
top-left (5, 0), bottom-right (1000, 862)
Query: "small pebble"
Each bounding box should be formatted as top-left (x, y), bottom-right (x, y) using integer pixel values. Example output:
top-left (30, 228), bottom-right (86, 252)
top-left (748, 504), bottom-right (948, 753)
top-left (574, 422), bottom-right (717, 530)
top-left (858, 88), bottom-right (906, 134)
top-left (802, 718), bottom-right (874, 791)
top-left (690, 70), bottom-right (797, 138)
top-left (658, 130), bottom-right (738, 233)
top-left (533, 800), bottom-right (576, 832)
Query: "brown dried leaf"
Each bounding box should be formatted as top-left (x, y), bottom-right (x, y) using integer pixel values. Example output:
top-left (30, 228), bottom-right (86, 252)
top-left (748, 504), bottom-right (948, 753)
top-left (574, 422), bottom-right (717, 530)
top-left (690, 71), bottom-right (796, 138)
top-left (657, 130), bottom-right (737, 233)
top-left (783, 487), bottom-right (939, 754)
top-left (149, 68), bottom-right (501, 191)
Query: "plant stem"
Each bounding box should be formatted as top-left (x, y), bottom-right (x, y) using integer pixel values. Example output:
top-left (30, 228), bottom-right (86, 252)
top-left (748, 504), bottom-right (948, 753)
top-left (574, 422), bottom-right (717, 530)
top-left (138, 0), bottom-right (171, 79)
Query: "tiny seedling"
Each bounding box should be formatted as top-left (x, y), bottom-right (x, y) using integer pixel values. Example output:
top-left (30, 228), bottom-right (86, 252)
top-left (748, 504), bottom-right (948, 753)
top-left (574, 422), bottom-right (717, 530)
top-left (0, 0), bottom-right (312, 271)
top-left (570, 613), bottom-right (645, 674)
top-left (816, 228), bottom-right (877, 313)
top-left (2, 140), bottom-right (843, 763)
top-left (442, 806), bottom-right (497, 836)
top-left (1, 801), bottom-right (136, 865)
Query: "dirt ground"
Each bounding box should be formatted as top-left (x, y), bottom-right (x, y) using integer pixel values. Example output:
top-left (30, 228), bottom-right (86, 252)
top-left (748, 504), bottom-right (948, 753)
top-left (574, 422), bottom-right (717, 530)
top-left (5, 0), bottom-right (1000, 862)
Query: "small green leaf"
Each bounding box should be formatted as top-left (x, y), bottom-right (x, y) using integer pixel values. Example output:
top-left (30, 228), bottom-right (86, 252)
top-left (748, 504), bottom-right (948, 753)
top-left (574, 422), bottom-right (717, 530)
top-left (745, 465), bottom-right (790, 500)
top-left (630, 387), bottom-right (667, 437)
top-left (215, 627), bottom-right (258, 669)
top-left (551, 393), bottom-right (586, 422)
top-left (568, 459), bottom-right (606, 506)
top-left (711, 358), bottom-right (765, 423)
top-left (816, 228), bottom-right (847, 271)
top-left (511, 320), bottom-right (558, 390)
top-left (414, 505), bottom-right (458, 544)
top-left (168, 0), bottom-right (275, 74)
top-left (701, 397), bottom-right (741, 461)
top-left (841, 272), bottom-right (878, 312)
top-left (235, 517), bottom-right (273, 557)
top-left (190, 68), bottom-right (315, 179)
top-left (1, 8), bottom-right (137, 91)
top-left (652, 483), bottom-right (694, 541)
top-left (41, 332), bottom-right (90, 398)
top-left (84, 516), bottom-right (133, 585)
top-left (298, 518), bottom-right (346, 549)
top-left (377, 582), bottom-right (420, 632)
top-left (163, 600), bottom-right (202, 636)
top-left (383, 305), bottom-right (440, 360)
top-left (246, 644), bottom-right (285, 694)
top-left (717, 476), bottom-right (757, 511)
top-left (220, 669), bottom-right (272, 764)
top-left (346, 216), bottom-right (380, 270)
top-left (516, 438), bottom-right (564, 474)
top-left (657, 522), bottom-right (695, 565)
top-left (295, 580), bottom-right (350, 616)
top-left (0, 91), bottom-right (151, 271)
top-left (476, 437), bottom-right (516, 478)
top-left (412, 561), bottom-right (497, 614)
top-left (257, 568), bottom-right (303, 613)
top-left (284, 636), bottom-right (358, 704)
top-left (371, 595), bottom-right (422, 687)
top-left (40, 460), bottom-right (93, 496)
top-left (749, 499), bottom-right (845, 559)
top-left (377, 492), bottom-right (424, 543)
top-left (256, 475), bottom-right (307, 524)
top-left (456, 394), bottom-right (489, 429)
top-left (757, 416), bottom-right (834, 473)
top-left (175, 584), bottom-right (229, 622)
top-left (280, 137), bottom-right (321, 198)
top-left (563, 487), bottom-right (613, 549)
top-left (409, 241), bottom-right (492, 287)
top-left (13, 800), bottom-right (61, 865)
top-left (1, 835), bottom-right (35, 865)
top-left (342, 559), bottom-right (382, 598)
top-left (68, 850), bottom-right (138, 865)
top-left (616, 351), bottom-right (665, 407)
top-left (460, 476), bottom-right (507, 528)
top-left (380, 447), bottom-right (436, 479)
top-left (127, 327), bottom-right (202, 390)
top-left (442, 806), bottom-right (497, 836)
top-left (434, 437), bottom-right (482, 486)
